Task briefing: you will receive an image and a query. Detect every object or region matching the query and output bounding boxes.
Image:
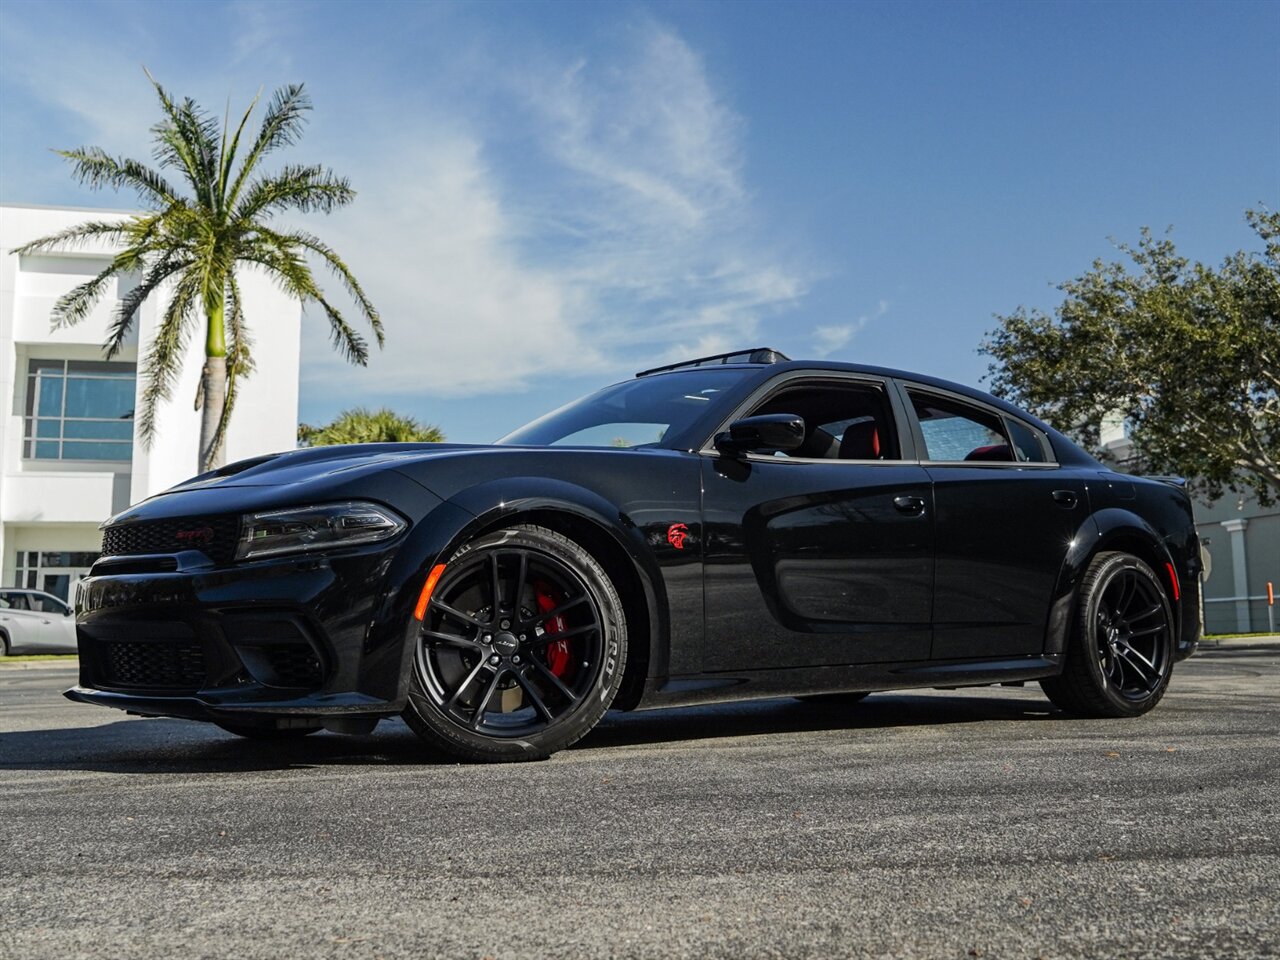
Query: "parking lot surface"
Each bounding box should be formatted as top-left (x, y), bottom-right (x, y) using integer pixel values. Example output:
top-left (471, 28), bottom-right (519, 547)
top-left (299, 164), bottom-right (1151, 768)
top-left (2, 645), bottom-right (1277, 960)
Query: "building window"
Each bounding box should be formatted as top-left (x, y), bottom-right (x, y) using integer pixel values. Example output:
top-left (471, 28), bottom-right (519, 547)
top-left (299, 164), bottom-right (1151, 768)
top-left (13, 551), bottom-right (100, 601)
top-left (22, 359), bottom-right (137, 462)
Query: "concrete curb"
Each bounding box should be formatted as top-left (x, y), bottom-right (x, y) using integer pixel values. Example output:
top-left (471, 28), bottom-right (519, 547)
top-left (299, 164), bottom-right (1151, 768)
top-left (0, 659), bottom-right (79, 670)
top-left (1200, 633), bottom-right (1280, 648)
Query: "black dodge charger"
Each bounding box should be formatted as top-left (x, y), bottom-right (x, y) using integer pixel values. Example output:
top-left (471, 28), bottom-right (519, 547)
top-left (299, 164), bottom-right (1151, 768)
top-left (70, 349), bottom-right (1201, 762)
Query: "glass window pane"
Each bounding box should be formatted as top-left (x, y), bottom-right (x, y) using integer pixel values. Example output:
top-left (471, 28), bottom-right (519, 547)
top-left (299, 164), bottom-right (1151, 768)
top-left (33, 441), bottom-right (61, 459)
top-left (61, 441), bottom-right (132, 461)
top-left (35, 419), bottom-right (61, 438)
top-left (909, 393), bottom-right (1012, 462)
top-left (63, 419), bottom-right (134, 440)
top-left (1006, 419), bottom-right (1048, 463)
top-left (36, 375), bottom-right (64, 416)
top-left (63, 375), bottom-right (136, 419)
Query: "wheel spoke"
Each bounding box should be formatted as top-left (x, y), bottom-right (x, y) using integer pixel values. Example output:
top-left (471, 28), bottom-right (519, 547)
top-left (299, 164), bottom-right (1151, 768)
top-left (1128, 623), bottom-right (1167, 639)
top-left (532, 659), bottom-right (580, 703)
top-left (514, 670), bottom-right (554, 720)
top-left (470, 668), bottom-right (506, 729)
top-left (432, 600), bottom-right (486, 628)
top-left (1115, 572), bottom-right (1137, 617)
top-left (423, 629), bottom-right (482, 650)
top-left (1128, 603), bottom-right (1164, 623)
top-left (1116, 645), bottom-right (1159, 689)
top-left (513, 551), bottom-right (529, 613)
top-left (446, 658), bottom-right (490, 710)
top-left (490, 552), bottom-right (504, 617)
top-left (523, 594), bottom-right (590, 627)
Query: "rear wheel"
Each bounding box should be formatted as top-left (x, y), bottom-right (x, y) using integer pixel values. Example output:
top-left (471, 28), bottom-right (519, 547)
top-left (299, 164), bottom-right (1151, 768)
top-left (1041, 552), bottom-right (1174, 718)
top-left (403, 524), bottom-right (626, 763)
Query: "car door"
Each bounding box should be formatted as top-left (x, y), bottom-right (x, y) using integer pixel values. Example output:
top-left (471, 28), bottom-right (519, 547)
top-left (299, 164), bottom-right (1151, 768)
top-left (31, 592), bottom-right (77, 651)
top-left (901, 385), bottom-right (1087, 659)
top-left (0, 591), bottom-right (44, 654)
top-left (701, 373), bottom-right (934, 671)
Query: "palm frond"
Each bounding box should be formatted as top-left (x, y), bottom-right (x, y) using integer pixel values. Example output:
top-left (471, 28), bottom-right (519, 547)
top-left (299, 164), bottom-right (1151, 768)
top-left (136, 270), bottom-right (199, 443)
top-left (107, 255), bottom-right (191, 357)
top-left (225, 84), bottom-right (311, 210)
top-left (216, 89), bottom-right (261, 208)
top-left (145, 69), bottom-right (219, 209)
top-left (241, 246), bottom-right (369, 364)
top-left (55, 147), bottom-right (179, 206)
top-left (232, 164), bottom-right (354, 220)
top-left (47, 264), bottom-right (118, 329)
top-left (10, 220), bottom-right (131, 256)
top-left (256, 226), bottom-right (383, 347)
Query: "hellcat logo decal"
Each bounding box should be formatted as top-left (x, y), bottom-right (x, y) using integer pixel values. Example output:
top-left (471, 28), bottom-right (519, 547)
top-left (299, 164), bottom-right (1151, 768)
top-left (666, 523), bottom-right (690, 550)
top-left (174, 527), bottom-right (216, 545)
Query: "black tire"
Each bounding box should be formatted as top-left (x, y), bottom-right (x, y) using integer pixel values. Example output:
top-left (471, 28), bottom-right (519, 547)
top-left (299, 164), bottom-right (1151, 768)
top-left (1041, 552), bottom-right (1175, 718)
top-left (215, 722), bottom-right (322, 740)
top-left (403, 524), bottom-right (627, 763)
top-left (798, 691), bottom-right (871, 705)
top-left (0, 632), bottom-right (9, 657)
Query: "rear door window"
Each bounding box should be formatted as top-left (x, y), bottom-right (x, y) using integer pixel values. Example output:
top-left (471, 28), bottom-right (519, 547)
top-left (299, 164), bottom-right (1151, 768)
top-left (907, 392), bottom-right (1014, 463)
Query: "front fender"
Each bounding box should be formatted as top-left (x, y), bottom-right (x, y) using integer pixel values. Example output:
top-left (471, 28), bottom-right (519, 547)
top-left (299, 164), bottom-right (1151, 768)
top-left (388, 477), bottom-right (670, 705)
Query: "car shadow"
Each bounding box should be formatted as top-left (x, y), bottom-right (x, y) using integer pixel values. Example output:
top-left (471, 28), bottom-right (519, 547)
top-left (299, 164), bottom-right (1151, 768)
top-left (0, 690), bottom-right (1061, 774)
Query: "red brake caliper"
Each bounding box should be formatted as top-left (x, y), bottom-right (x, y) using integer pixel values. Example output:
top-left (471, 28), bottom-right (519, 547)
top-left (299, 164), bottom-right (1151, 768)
top-left (535, 584), bottom-right (573, 678)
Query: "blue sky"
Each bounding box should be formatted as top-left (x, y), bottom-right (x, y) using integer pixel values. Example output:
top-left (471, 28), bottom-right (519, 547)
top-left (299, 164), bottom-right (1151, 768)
top-left (2, 0), bottom-right (1276, 443)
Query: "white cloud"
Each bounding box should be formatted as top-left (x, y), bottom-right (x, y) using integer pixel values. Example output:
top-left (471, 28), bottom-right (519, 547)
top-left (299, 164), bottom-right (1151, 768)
top-left (3, 10), bottom-right (808, 400)
top-left (811, 299), bottom-right (890, 358)
top-left (299, 136), bottom-right (607, 395)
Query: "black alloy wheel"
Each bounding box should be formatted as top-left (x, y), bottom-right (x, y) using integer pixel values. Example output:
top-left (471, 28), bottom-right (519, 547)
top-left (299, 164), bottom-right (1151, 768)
top-left (1041, 552), bottom-right (1175, 718)
top-left (403, 524), bottom-right (626, 762)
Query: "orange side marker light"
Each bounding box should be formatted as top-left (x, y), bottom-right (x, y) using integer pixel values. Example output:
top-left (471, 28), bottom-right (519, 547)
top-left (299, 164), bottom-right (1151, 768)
top-left (1165, 562), bottom-right (1180, 602)
top-left (414, 564), bottom-right (447, 621)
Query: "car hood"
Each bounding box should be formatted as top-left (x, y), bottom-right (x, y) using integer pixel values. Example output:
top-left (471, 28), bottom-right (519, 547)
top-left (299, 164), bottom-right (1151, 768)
top-left (105, 444), bottom-right (489, 525)
top-left (170, 443), bottom-right (491, 491)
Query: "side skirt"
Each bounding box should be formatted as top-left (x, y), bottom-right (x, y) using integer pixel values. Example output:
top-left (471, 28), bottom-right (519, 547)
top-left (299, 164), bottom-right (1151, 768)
top-left (636, 654), bottom-right (1064, 711)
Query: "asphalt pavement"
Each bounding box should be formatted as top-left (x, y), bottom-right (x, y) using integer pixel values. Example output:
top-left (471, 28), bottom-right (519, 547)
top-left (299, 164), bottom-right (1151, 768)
top-left (2, 645), bottom-right (1277, 960)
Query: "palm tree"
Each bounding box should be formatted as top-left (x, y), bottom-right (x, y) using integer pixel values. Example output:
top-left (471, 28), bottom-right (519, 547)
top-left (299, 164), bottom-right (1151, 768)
top-left (298, 407), bottom-right (445, 446)
top-left (11, 72), bottom-right (382, 472)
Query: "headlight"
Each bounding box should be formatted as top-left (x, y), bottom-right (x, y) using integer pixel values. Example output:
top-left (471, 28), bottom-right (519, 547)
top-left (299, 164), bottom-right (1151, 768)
top-left (236, 501), bottom-right (407, 561)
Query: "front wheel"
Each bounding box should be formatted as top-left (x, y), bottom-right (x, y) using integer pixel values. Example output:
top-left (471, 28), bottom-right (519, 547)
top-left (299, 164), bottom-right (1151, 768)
top-left (1041, 552), bottom-right (1175, 718)
top-left (403, 524), bottom-right (627, 763)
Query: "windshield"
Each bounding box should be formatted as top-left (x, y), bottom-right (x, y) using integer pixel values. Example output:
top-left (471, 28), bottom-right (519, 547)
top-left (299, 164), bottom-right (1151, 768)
top-left (497, 369), bottom-right (749, 447)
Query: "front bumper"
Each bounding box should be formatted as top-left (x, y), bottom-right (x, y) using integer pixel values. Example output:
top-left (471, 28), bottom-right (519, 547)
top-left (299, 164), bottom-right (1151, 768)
top-left (68, 542), bottom-right (418, 723)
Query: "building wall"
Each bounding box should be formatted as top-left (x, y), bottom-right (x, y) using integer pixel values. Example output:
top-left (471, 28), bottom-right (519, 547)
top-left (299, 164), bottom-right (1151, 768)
top-left (0, 203), bottom-right (302, 600)
top-left (1194, 494), bottom-right (1280, 634)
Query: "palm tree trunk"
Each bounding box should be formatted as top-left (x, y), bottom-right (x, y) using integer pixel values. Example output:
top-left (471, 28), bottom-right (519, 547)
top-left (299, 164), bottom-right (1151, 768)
top-left (198, 356), bottom-right (227, 471)
top-left (198, 293), bottom-right (228, 473)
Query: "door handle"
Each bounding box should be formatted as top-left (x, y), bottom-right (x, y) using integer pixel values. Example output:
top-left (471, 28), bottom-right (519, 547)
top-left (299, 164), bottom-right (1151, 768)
top-left (1052, 489), bottom-right (1078, 508)
top-left (41, 619), bottom-right (52, 624)
top-left (893, 495), bottom-right (927, 516)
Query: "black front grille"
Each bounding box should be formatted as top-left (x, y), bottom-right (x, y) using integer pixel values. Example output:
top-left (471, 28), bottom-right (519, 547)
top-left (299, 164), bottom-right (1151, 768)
top-left (100, 640), bottom-right (207, 689)
top-left (101, 515), bottom-right (240, 565)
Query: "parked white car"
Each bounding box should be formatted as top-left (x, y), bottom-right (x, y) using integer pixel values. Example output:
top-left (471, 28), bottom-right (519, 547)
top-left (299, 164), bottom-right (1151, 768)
top-left (0, 589), bottom-right (78, 655)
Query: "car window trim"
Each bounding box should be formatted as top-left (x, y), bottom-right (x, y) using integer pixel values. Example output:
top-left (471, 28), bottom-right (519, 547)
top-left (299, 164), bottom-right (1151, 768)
top-left (899, 383), bottom-right (1059, 467)
top-left (697, 370), bottom-right (923, 462)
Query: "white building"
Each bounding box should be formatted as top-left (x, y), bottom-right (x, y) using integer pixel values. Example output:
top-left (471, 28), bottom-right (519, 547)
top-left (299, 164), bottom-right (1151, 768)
top-left (0, 203), bottom-right (301, 600)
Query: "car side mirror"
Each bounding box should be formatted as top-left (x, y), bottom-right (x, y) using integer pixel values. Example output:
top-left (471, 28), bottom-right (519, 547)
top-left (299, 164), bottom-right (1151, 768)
top-left (715, 414), bottom-right (805, 456)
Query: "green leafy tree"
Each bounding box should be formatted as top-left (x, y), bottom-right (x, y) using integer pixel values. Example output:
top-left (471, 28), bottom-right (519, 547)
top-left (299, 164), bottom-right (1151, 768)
top-left (298, 407), bottom-right (444, 446)
top-left (983, 209), bottom-right (1279, 504)
top-left (12, 72), bottom-right (382, 472)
